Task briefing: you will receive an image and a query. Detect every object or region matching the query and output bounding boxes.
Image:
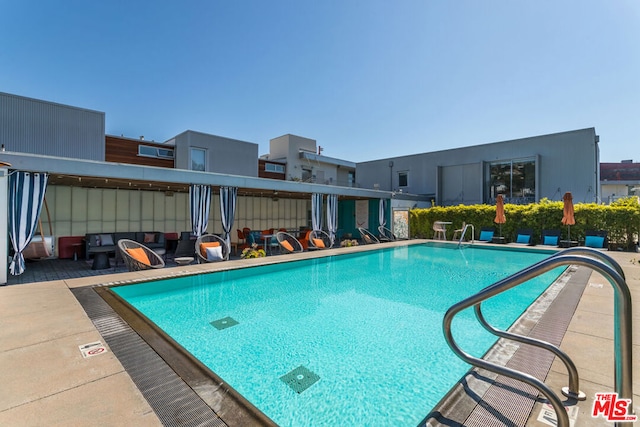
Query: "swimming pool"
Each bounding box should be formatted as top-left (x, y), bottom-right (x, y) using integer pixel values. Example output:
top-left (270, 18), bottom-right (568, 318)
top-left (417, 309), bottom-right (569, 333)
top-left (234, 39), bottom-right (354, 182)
top-left (112, 243), bottom-right (563, 426)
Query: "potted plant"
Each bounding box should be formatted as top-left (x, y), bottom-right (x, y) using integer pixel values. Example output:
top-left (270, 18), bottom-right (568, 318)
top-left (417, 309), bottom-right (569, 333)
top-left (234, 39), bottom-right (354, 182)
top-left (241, 243), bottom-right (266, 259)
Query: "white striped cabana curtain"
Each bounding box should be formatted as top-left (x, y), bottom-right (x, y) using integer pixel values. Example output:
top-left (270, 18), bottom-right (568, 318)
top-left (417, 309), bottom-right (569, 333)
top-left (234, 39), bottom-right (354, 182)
top-left (190, 184), bottom-right (211, 237)
top-left (8, 171), bottom-right (48, 275)
top-left (326, 194), bottom-right (338, 246)
top-left (379, 199), bottom-right (387, 228)
top-left (311, 193), bottom-right (323, 231)
top-left (219, 186), bottom-right (237, 251)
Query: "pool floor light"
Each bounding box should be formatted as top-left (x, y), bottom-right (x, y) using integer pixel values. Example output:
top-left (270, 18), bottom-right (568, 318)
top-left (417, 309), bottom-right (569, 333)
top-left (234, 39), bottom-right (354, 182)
top-left (280, 365), bottom-right (320, 394)
top-left (210, 316), bottom-right (239, 330)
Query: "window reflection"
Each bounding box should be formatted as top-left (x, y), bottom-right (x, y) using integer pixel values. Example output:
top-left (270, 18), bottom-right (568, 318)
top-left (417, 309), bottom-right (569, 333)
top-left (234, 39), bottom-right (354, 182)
top-left (191, 148), bottom-right (206, 171)
top-left (489, 158), bottom-right (535, 204)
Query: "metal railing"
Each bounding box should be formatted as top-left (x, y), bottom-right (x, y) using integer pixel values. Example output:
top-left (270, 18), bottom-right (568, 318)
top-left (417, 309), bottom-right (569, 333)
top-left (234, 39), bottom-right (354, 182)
top-left (457, 223), bottom-right (475, 248)
top-left (443, 247), bottom-right (634, 427)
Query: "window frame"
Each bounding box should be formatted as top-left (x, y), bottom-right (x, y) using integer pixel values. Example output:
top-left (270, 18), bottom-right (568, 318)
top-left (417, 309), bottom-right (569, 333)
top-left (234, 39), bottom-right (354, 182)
top-left (488, 157), bottom-right (536, 204)
top-left (190, 148), bottom-right (207, 172)
top-left (138, 145), bottom-right (174, 159)
top-left (398, 171), bottom-right (408, 187)
top-left (265, 163), bottom-right (285, 174)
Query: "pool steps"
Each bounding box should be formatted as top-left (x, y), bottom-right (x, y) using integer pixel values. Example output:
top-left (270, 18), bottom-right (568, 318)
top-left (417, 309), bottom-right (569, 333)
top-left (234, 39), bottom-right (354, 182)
top-left (442, 247), bottom-right (634, 427)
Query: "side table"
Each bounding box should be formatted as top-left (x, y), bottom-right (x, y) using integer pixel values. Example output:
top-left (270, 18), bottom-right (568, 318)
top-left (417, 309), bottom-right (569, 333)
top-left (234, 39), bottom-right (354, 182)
top-left (90, 247), bottom-right (113, 270)
top-left (70, 243), bottom-right (83, 261)
top-left (174, 257), bottom-right (194, 266)
top-left (559, 240), bottom-right (578, 248)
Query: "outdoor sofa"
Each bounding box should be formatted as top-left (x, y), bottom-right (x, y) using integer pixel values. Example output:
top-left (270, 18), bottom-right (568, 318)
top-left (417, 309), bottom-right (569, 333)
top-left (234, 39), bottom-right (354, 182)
top-left (85, 231), bottom-right (165, 262)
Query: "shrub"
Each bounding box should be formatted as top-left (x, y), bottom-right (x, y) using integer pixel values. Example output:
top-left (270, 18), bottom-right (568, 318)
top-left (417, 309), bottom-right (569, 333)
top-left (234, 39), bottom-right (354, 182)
top-left (409, 197), bottom-right (640, 250)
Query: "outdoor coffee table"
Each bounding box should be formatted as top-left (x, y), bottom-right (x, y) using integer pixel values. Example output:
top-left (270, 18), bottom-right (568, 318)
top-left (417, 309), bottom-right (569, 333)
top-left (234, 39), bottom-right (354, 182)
top-left (90, 247), bottom-right (113, 270)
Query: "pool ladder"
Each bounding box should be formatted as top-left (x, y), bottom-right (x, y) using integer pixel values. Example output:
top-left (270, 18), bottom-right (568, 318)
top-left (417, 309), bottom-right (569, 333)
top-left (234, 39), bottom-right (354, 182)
top-left (457, 223), bottom-right (475, 247)
top-left (443, 247), bottom-right (634, 427)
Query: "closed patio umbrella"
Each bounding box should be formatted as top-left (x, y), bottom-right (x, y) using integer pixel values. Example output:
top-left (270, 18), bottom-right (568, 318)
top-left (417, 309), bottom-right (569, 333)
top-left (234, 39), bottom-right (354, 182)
top-left (494, 194), bottom-right (506, 238)
top-left (561, 192), bottom-right (575, 241)
top-left (379, 198), bottom-right (386, 228)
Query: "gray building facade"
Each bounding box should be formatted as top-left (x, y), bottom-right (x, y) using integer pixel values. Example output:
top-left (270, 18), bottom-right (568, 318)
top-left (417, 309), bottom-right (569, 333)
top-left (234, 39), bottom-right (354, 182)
top-left (167, 130), bottom-right (258, 177)
top-left (356, 128), bottom-right (600, 205)
top-left (0, 92), bottom-right (105, 161)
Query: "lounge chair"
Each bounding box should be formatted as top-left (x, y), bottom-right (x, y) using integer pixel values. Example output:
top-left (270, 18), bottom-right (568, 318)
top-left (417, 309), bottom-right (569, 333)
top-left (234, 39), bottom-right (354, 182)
top-left (276, 231), bottom-right (304, 253)
top-left (432, 221), bottom-right (447, 240)
top-left (540, 229), bottom-right (561, 247)
top-left (260, 229), bottom-right (279, 254)
top-left (583, 230), bottom-right (608, 249)
top-left (308, 230), bottom-right (332, 250)
top-left (117, 239), bottom-right (165, 271)
top-left (358, 227), bottom-right (380, 244)
top-left (195, 234), bottom-right (230, 263)
top-left (513, 229), bottom-right (534, 245)
top-left (377, 226), bottom-right (397, 242)
top-left (452, 222), bottom-right (466, 241)
top-left (478, 227), bottom-right (495, 242)
top-left (299, 230), bottom-right (311, 251)
top-left (236, 229), bottom-right (249, 255)
top-left (173, 232), bottom-right (196, 259)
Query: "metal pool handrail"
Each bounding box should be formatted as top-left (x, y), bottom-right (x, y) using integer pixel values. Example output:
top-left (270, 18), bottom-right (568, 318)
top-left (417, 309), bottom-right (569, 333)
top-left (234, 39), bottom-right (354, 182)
top-left (443, 248), bottom-right (634, 427)
top-left (457, 223), bottom-right (475, 247)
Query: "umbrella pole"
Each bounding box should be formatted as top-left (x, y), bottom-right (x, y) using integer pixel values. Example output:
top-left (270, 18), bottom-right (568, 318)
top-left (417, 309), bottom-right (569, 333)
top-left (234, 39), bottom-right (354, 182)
top-left (567, 225), bottom-right (570, 241)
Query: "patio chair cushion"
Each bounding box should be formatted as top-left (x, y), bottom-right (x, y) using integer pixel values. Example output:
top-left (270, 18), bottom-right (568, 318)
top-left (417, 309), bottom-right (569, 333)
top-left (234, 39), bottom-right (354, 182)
top-left (281, 240), bottom-right (294, 252)
top-left (200, 241), bottom-right (221, 257)
top-left (585, 235), bottom-right (605, 248)
top-left (126, 247), bottom-right (150, 266)
top-left (312, 238), bottom-right (325, 248)
top-left (479, 230), bottom-right (493, 241)
top-left (516, 234), bottom-right (529, 244)
top-left (543, 235), bottom-right (559, 246)
top-left (100, 234), bottom-right (114, 246)
top-left (206, 245), bottom-right (224, 261)
top-left (143, 233), bottom-right (156, 243)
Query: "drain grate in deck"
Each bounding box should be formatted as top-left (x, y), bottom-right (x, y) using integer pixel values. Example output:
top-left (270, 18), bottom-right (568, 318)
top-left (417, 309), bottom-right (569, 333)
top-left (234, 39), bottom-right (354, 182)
top-left (280, 365), bottom-right (320, 394)
top-left (72, 287), bottom-right (226, 427)
top-left (210, 316), bottom-right (239, 330)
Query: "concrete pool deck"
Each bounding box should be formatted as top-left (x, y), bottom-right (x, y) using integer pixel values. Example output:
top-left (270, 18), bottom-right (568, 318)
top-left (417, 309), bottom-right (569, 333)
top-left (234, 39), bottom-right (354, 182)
top-left (0, 241), bottom-right (638, 426)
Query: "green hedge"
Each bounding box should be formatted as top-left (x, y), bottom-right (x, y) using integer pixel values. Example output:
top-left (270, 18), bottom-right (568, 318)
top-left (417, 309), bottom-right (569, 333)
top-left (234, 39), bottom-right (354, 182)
top-left (409, 197), bottom-right (640, 251)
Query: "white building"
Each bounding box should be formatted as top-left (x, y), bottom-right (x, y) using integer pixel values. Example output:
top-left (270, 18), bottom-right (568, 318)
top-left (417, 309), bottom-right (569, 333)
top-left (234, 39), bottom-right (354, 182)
top-left (263, 134), bottom-right (356, 187)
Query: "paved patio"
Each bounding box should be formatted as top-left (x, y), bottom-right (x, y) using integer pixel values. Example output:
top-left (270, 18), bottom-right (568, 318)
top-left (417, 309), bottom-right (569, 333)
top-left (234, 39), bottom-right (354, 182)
top-left (1, 244), bottom-right (638, 426)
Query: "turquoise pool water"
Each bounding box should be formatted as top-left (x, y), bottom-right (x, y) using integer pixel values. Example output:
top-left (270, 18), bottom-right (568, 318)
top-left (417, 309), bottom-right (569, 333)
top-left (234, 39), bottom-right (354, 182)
top-left (113, 244), bottom-right (562, 426)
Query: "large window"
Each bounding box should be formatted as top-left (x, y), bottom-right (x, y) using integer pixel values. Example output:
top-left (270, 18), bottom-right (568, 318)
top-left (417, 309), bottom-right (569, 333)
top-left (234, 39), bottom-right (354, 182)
top-left (190, 148), bottom-right (206, 171)
top-left (489, 158), bottom-right (535, 203)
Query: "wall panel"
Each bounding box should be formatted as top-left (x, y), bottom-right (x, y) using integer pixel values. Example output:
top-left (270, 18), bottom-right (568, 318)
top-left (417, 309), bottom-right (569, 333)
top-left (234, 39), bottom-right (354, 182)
top-left (46, 185), bottom-right (313, 254)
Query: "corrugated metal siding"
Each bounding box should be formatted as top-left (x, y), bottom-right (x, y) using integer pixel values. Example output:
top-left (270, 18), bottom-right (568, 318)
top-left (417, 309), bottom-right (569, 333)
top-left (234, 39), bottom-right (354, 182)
top-left (0, 92), bottom-right (105, 161)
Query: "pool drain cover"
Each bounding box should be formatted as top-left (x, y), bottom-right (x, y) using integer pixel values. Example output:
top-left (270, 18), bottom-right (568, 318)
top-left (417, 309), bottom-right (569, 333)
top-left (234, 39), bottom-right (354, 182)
top-left (210, 316), bottom-right (239, 330)
top-left (280, 365), bottom-right (320, 393)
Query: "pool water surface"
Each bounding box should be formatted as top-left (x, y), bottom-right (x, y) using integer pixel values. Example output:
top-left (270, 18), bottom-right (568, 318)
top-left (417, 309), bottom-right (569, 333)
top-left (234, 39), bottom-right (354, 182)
top-left (113, 244), bottom-right (562, 426)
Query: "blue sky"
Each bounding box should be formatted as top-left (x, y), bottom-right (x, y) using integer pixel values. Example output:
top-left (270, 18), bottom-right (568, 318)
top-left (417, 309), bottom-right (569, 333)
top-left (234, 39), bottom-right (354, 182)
top-left (1, 1), bottom-right (638, 162)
